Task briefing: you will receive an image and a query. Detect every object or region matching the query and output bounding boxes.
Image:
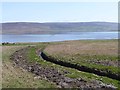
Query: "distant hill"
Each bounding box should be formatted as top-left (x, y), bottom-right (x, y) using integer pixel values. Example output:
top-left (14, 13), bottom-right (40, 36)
top-left (1, 22), bottom-right (118, 35)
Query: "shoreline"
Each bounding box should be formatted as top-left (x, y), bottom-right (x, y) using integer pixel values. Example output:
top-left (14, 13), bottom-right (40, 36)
top-left (1, 39), bottom-right (118, 44)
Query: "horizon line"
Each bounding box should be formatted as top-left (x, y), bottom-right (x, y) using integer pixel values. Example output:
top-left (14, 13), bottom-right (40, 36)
top-left (1, 21), bottom-right (118, 23)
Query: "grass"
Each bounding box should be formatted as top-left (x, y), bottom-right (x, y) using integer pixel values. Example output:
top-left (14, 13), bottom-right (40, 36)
top-left (44, 53), bottom-right (119, 74)
top-left (2, 39), bottom-right (120, 89)
top-left (44, 39), bottom-right (118, 56)
top-left (44, 40), bottom-right (119, 75)
top-left (2, 45), bottom-right (56, 88)
top-left (26, 42), bottom-right (120, 88)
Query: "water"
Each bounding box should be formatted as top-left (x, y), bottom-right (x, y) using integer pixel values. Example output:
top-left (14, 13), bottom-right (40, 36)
top-left (1, 32), bottom-right (118, 43)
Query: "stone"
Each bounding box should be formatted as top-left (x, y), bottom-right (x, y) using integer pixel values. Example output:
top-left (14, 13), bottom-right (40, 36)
top-left (59, 82), bottom-right (70, 88)
top-left (64, 77), bottom-right (73, 83)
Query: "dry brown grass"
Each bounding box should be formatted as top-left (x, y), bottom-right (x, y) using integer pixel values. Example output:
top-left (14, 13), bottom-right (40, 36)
top-left (45, 40), bottom-right (118, 56)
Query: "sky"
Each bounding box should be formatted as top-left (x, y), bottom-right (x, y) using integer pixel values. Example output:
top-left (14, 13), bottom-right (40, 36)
top-left (1, 0), bottom-right (119, 2)
top-left (1, 2), bottom-right (118, 23)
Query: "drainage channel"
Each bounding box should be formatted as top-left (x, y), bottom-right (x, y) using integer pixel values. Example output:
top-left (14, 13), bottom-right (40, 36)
top-left (11, 47), bottom-right (118, 89)
top-left (40, 52), bottom-right (119, 81)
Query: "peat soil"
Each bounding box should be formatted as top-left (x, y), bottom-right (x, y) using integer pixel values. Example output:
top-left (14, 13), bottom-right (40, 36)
top-left (10, 46), bottom-right (117, 89)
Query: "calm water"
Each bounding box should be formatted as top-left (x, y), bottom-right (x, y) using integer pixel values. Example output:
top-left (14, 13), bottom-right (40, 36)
top-left (1, 32), bottom-right (118, 43)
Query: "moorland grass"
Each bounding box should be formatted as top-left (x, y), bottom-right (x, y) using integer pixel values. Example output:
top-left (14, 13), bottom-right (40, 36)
top-left (2, 39), bottom-right (120, 88)
top-left (43, 40), bottom-right (118, 75)
top-left (26, 42), bottom-right (119, 88)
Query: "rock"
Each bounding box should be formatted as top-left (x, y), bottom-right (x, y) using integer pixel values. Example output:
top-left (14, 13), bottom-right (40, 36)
top-left (16, 59), bottom-right (19, 62)
top-left (59, 82), bottom-right (70, 88)
top-left (64, 77), bottom-right (73, 83)
top-left (100, 83), bottom-right (116, 90)
top-left (34, 76), bottom-right (41, 80)
top-left (106, 84), bottom-right (117, 89)
top-left (28, 66), bottom-right (32, 71)
top-left (18, 55), bottom-right (22, 58)
top-left (77, 78), bottom-right (86, 82)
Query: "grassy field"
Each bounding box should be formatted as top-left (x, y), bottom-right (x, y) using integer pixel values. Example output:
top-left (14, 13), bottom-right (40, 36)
top-left (2, 45), bottom-right (56, 88)
top-left (1, 39), bottom-right (120, 89)
top-left (26, 40), bottom-right (119, 88)
top-left (26, 45), bottom-right (119, 87)
top-left (44, 40), bottom-right (119, 75)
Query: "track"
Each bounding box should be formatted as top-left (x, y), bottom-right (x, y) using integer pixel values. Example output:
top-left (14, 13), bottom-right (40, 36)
top-left (10, 46), bottom-right (118, 89)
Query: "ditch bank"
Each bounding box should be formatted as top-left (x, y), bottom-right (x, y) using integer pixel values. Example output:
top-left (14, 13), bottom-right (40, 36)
top-left (41, 52), bottom-right (120, 81)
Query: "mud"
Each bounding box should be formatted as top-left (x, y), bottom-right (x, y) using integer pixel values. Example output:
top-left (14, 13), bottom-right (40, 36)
top-left (10, 46), bottom-right (117, 89)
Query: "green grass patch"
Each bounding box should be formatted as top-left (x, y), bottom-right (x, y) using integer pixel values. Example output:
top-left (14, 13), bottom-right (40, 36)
top-left (43, 51), bottom-right (118, 75)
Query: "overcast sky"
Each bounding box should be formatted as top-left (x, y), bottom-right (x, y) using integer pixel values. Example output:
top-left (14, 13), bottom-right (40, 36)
top-left (2, 2), bottom-right (118, 23)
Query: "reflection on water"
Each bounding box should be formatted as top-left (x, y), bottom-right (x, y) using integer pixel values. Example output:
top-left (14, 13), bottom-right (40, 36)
top-left (1, 32), bottom-right (118, 43)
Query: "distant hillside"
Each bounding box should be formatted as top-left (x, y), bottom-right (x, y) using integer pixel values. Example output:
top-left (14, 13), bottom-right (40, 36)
top-left (1, 22), bottom-right (118, 34)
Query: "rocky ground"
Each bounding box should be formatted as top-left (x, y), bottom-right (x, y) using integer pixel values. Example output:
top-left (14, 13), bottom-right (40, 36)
top-left (10, 46), bottom-right (118, 89)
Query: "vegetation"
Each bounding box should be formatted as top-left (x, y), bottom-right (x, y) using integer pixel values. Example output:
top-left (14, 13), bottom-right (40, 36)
top-left (2, 45), bottom-right (56, 88)
top-left (26, 41), bottom-right (119, 88)
top-left (2, 39), bottom-right (120, 89)
top-left (44, 40), bottom-right (118, 75)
